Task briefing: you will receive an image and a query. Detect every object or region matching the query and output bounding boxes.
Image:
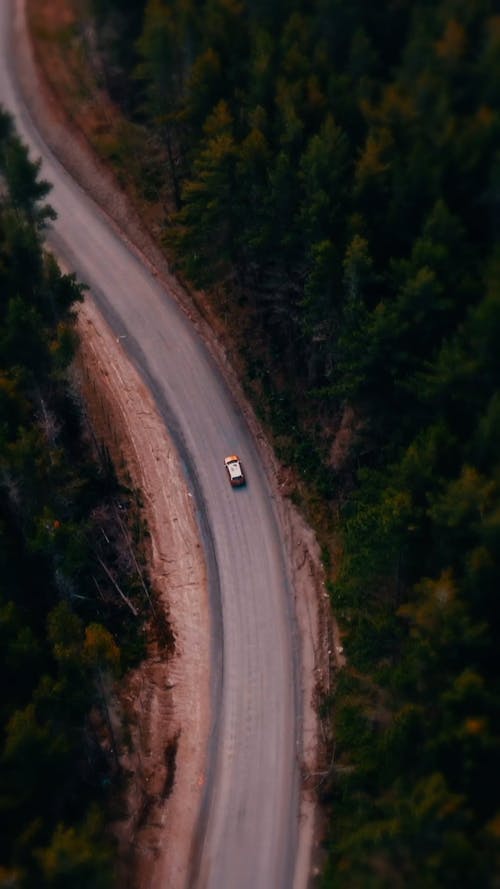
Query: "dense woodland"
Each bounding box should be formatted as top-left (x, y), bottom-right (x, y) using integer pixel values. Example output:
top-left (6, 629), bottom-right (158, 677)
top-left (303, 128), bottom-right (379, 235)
top-left (0, 110), bottom-right (154, 887)
top-left (84, 1), bottom-right (500, 884)
top-left (27, 0), bottom-right (500, 886)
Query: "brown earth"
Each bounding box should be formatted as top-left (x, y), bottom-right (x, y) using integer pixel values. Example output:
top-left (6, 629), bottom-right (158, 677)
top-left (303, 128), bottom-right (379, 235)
top-left (17, 0), bottom-right (341, 885)
top-left (74, 299), bottom-right (210, 889)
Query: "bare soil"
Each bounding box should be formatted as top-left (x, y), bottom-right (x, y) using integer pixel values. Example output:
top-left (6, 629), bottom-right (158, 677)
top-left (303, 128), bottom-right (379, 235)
top-left (16, 1), bottom-right (340, 885)
top-left (74, 299), bottom-right (210, 889)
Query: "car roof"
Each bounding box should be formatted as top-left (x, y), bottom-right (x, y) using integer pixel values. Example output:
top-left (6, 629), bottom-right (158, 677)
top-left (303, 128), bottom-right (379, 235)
top-left (224, 455), bottom-right (240, 464)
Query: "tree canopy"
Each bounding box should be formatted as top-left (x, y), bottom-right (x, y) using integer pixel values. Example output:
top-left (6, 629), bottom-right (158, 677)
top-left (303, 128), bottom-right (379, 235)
top-left (54, 1), bottom-right (500, 884)
top-left (0, 110), bottom-right (153, 887)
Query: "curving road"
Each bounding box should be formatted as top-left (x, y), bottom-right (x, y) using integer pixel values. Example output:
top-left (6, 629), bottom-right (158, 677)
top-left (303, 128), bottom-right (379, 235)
top-left (0, 2), bottom-right (303, 888)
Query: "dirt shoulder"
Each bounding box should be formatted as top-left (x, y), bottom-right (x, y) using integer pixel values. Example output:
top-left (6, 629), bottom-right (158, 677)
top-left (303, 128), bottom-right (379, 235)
top-left (75, 299), bottom-right (210, 889)
top-left (16, 0), bottom-right (338, 886)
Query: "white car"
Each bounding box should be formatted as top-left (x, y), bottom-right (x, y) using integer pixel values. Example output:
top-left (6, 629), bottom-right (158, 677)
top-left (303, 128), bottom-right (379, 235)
top-left (224, 455), bottom-right (246, 487)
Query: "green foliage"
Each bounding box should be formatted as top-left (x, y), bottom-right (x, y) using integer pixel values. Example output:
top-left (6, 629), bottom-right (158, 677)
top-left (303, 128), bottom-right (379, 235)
top-left (172, 101), bottom-right (239, 283)
top-left (86, 1), bottom-right (500, 883)
top-left (0, 138), bottom-right (55, 228)
top-left (35, 808), bottom-right (113, 889)
top-left (0, 110), bottom-right (151, 886)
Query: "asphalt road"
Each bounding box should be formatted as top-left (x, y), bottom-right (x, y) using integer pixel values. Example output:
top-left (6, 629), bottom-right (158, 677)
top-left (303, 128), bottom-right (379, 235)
top-left (0, 3), bottom-right (302, 887)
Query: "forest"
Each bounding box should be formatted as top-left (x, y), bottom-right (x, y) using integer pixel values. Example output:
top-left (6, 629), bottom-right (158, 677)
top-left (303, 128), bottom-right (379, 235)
top-left (81, 1), bottom-right (500, 884)
top-left (0, 109), bottom-right (155, 887)
top-left (19, 0), bottom-right (500, 886)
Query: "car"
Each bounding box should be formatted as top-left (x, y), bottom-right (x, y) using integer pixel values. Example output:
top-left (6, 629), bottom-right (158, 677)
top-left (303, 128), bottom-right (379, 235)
top-left (224, 454), bottom-right (246, 487)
